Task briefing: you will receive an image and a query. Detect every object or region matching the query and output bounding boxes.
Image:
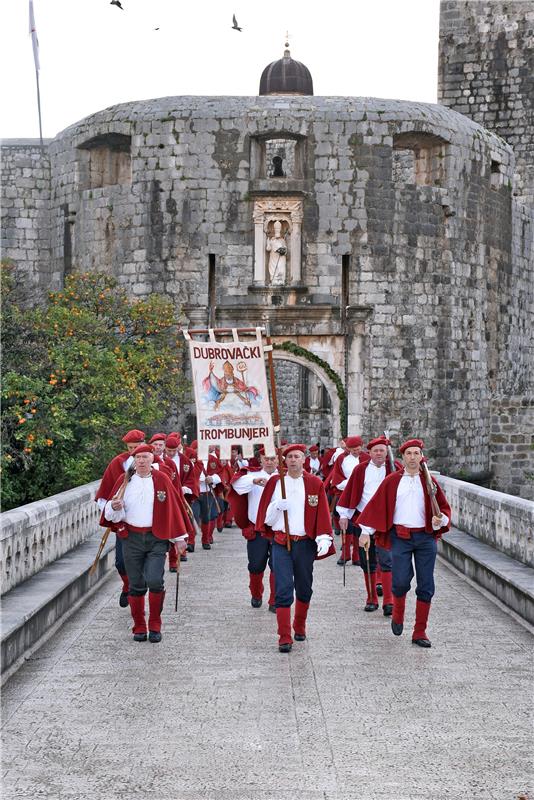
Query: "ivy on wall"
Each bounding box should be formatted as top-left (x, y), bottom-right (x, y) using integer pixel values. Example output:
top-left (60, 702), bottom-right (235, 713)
top-left (273, 341), bottom-right (347, 436)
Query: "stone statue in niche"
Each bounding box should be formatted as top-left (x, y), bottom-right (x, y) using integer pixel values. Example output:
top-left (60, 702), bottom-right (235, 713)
top-left (265, 219), bottom-right (289, 285)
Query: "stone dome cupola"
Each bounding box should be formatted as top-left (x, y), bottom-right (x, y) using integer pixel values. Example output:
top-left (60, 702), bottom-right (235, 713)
top-left (259, 41), bottom-right (314, 96)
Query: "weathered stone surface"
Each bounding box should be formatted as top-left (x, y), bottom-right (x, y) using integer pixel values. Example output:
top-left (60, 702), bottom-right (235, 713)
top-left (0, 481), bottom-right (100, 594)
top-left (1, 525), bottom-right (532, 800)
top-left (1, 20), bottom-right (533, 499)
top-left (438, 474), bottom-right (534, 566)
top-left (439, 0), bottom-right (534, 206)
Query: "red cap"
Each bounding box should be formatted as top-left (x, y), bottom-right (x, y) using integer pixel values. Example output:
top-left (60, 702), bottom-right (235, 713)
top-left (309, 444), bottom-right (319, 452)
top-left (399, 438), bottom-right (424, 453)
top-left (184, 447), bottom-right (196, 459)
top-left (367, 436), bottom-right (391, 450)
top-left (168, 431), bottom-right (181, 442)
top-left (345, 436), bottom-right (363, 448)
top-left (190, 440), bottom-right (198, 449)
top-left (165, 435), bottom-right (180, 448)
top-left (122, 429), bottom-right (145, 444)
top-left (132, 444), bottom-right (154, 456)
top-left (282, 443), bottom-right (307, 457)
top-left (149, 433), bottom-right (166, 444)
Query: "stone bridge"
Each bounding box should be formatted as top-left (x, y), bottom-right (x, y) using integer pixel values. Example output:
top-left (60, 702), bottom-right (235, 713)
top-left (1, 478), bottom-right (533, 799)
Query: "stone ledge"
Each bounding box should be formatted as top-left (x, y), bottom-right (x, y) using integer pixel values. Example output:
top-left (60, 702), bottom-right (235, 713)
top-left (0, 529), bottom-right (115, 681)
top-left (438, 527), bottom-right (534, 626)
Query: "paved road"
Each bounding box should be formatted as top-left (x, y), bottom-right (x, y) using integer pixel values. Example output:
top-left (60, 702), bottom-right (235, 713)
top-left (2, 527), bottom-right (533, 800)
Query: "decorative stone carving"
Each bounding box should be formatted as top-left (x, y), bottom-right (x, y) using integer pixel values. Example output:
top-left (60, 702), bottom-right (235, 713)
top-left (253, 197), bottom-right (303, 285)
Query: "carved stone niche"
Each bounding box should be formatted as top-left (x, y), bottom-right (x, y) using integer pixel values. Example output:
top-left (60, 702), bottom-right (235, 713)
top-left (253, 196), bottom-right (303, 285)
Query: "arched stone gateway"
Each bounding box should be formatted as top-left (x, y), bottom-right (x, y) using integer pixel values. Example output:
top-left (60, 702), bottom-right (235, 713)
top-left (271, 350), bottom-right (342, 448)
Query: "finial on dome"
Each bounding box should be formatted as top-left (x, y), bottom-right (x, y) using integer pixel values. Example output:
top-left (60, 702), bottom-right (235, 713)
top-left (284, 31), bottom-right (290, 57)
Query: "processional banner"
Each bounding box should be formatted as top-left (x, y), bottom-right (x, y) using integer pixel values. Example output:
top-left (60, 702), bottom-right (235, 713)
top-left (184, 327), bottom-right (276, 462)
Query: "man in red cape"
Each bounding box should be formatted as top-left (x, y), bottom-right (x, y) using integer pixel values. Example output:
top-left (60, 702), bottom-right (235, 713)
top-left (101, 445), bottom-right (192, 643)
top-left (304, 443), bottom-right (322, 476)
top-left (94, 429), bottom-right (145, 607)
top-left (227, 448), bottom-right (278, 611)
top-left (337, 436), bottom-right (400, 614)
top-left (256, 444), bottom-right (335, 653)
top-left (358, 439), bottom-right (451, 648)
top-left (327, 435), bottom-right (370, 566)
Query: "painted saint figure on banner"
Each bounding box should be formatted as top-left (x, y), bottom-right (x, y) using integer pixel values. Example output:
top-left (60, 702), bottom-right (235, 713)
top-left (202, 360), bottom-right (260, 410)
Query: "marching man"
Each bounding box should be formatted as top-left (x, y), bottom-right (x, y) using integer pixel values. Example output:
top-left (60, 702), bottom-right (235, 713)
top-left (327, 435), bottom-right (370, 565)
top-left (357, 439), bottom-right (451, 648)
top-left (228, 448), bottom-right (278, 610)
top-left (256, 444), bottom-right (334, 653)
top-left (337, 436), bottom-right (398, 614)
top-left (102, 444), bottom-right (191, 643)
top-left (304, 443), bottom-right (322, 476)
top-left (95, 429), bottom-right (146, 607)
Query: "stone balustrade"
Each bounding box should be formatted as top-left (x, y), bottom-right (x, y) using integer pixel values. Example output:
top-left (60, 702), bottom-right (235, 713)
top-left (1, 481), bottom-right (101, 594)
top-left (437, 474), bottom-right (534, 567)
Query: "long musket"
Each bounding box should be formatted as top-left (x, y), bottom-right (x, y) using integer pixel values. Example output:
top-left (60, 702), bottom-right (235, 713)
top-left (264, 323), bottom-right (291, 551)
top-left (420, 460), bottom-right (442, 518)
top-left (89, 466), bottom-right (134, 575)
top-left (383, 429), bottom-right (396, 472)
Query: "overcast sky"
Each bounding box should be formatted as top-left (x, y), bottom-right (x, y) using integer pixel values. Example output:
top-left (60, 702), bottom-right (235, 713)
top-left (1, 0), bottom-right (440, 140)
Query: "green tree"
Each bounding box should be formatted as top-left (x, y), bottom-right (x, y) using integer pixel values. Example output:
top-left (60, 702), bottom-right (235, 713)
top-left (1, 266), bottom-right (188, 510)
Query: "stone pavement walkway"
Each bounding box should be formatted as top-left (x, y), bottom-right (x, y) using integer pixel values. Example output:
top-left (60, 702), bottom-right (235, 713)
top-left (2, 527), bottom-right (533, 800)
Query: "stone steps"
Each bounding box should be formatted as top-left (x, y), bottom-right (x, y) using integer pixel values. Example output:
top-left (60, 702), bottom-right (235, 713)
top-left (0, 529), bottom-right (115, 682)
top-left (439, 526), bottom-right (534, 626)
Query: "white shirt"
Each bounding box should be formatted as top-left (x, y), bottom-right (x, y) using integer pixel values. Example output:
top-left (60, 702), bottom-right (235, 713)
top-left (329, 447), bottom-right (344, 466)
top-left (359, 473), bottom-right (449, 535)
top-left (232, 469), bottom-right (277, 525)
top-left (199, 464), bottom-right (221, 493)
top-left (104, 473), bottom-right (154, 528)
top-left (336, 462), bottom-right (386, 518)
top-left (96, 454), bottom-right (135, 510)
top-left (265, 475), bottom-right (306, 536)
top-left (336, 453), bottom-right (362, 491)
top-left (308, 456), bottom-right (321, 474)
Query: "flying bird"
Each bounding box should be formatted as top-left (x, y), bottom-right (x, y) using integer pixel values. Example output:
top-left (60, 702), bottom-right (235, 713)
top-left (232, 14), bottom-right (242, 32)
top-left (110, 0), bottom-right (124, 9)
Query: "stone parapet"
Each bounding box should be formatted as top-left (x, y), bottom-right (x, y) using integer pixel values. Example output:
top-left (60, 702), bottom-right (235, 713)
top-left (0, 481), bottom-right (100, 594)
top-left (438, 474), bottom-right (534, 567)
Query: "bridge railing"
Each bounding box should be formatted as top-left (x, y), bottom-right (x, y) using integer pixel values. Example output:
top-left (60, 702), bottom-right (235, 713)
top-left (437, 475), bottom-right (534, 568)
top-left (1, 481), bottom-right (101, 594)
top-left (2, 475), bottom-right (533, 595)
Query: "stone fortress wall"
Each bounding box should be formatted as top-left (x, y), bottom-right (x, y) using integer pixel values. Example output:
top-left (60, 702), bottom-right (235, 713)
top-left (1, 2), bottom-right (533, 499)
top-left (439, 0), bottom-right (534, 206)
top-left (438, 0), bottom-right (534, 497)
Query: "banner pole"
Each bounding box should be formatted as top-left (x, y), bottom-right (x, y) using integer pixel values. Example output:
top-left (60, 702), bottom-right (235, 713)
top-left (264, 323), bottom-right (291, 552)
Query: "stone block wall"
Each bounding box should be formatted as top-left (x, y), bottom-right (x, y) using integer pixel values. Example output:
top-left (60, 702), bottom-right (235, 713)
top-left (0, 481), bottom-right (100, 594)
top-left (439, 0), bottom-right (534, 206)
top-left (0, 140), bottom-right (52, 299)
top-left (438, 474), bottom-right (534, 566)
top-left (490, 396), bottom-right (534, 501)
top-left (2, 96), bottom-right (531, 490)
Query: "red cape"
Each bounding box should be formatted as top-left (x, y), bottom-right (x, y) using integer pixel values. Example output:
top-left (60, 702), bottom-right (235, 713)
top-left (337, 460), bottom-right (397, 516)
top-left (319, 448), bottom-right (336, 482)
top-left (227, 466), bottom-right (263, 530)
top-left (356, 471), bottom-right (451, 548)
top-left (100, 469), bottom-right (192, 540)
top-left (94, 452), bottom-right (131, 502)
top-left (169, 452), bottom-right (199, 498)
top-left (255, 472), bottom-right (335, 559)
top-left (327, 451), bottom-right (370, 494)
